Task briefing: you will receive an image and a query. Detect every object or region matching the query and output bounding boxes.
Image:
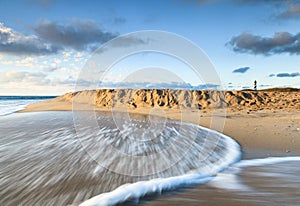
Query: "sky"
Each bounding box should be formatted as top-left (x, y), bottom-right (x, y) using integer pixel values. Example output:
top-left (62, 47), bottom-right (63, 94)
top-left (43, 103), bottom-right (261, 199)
top-left (0, 0), bottom-right (300, 95)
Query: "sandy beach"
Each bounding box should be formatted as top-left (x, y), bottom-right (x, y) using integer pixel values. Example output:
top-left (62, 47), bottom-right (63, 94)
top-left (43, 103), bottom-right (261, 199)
top-left (21, 88), bottom-right (300, 159)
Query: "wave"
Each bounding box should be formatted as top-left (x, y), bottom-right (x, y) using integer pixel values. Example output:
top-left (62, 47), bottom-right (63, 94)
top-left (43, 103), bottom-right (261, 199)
top-left (235, 156), bottom-right (300, 168)
top-left (77, 120), bottom-right (241, 206)
top-left (77, 114), bottom-right (300, 206)
top-left (0, 104), bottom-right (28, 116)
top-left (80, 156), bottom-right (300, 206)
top-left (80, 173), bottom-right (214, 206)
top-left (0, 96), bottom-right (55, 116)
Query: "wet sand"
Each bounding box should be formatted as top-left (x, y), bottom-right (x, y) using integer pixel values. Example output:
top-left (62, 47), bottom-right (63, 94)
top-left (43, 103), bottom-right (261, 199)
top-left (143, 160), bottom-right (300, 206)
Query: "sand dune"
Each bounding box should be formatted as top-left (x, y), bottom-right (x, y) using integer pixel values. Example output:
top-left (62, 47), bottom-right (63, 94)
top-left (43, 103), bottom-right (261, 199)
top-left (24, 88), bottom-right (300, 112)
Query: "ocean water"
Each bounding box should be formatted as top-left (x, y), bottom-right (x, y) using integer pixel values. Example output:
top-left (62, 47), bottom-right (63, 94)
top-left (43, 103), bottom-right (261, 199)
top-left (0, 111), bottom-right (299, 206)
top-left (0, 96), bottom-right (56, 116)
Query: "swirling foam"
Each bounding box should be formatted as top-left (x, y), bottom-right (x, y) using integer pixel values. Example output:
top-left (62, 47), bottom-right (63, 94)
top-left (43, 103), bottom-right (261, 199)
top-left (80, 156), bottom-right (300, 206)
top-left (79, 121), bottom-right (242, 206)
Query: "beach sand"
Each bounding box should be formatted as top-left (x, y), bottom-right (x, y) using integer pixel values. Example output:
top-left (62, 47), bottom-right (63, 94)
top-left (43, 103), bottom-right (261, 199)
top-left (21, 88), bottom-right (300, 159)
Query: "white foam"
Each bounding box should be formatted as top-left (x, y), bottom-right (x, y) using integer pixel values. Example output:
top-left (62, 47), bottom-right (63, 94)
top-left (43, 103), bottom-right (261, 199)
top-left (194, 124), bottom-right (242, 175)
top-left (81, 156), bottom-right (300, 206)
top-left (0, 104), bottom-right (27, 116)
top-left (208, 156), bottom-right (300, 192)
top-left (209, 172), bottom-right (252, 191)
top-left (80, 147), bottom-right (300, 206)
top-left (235, 156), bottom-right (300, 168)
top-left (0, 99), bottom-right (43, 116)
top-left (79, 173), bottom-right (214, 206)
top-left (79, 124), bottom-right (241, 206)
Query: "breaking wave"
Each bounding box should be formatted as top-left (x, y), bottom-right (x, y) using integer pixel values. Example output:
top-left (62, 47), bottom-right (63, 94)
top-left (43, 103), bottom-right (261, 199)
top-left (74, 112), bottom-right (242, 205)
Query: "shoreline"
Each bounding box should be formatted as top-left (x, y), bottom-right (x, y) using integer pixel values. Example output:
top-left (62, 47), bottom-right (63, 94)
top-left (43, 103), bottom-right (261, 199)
top-left (19, 108), bottom-right (300, 159)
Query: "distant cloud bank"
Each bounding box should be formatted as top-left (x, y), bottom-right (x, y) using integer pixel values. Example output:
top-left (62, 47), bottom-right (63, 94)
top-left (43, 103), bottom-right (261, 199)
top-left (276, 3), bottom-right (300, 20)
top-left (33, 19), bottom-right (118, 51)
top-left (0, 20), bottom-right (118, 56)
top-left (269, 72), bottom-right (300, 78)
top-left (98, 82), bottom-right (220, 90)
top-left (228, 32), bottom-right (300, 55)
top-left (191, 0), bottom-right (300, 22)
top-left (0, 20), bottom-right (148, 56)
top-left (0, 23), bottom-right (59, 55)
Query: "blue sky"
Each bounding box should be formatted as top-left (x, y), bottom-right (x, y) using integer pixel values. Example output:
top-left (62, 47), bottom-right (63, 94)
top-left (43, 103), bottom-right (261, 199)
top-left (0, 0), bottom-right (300, 95)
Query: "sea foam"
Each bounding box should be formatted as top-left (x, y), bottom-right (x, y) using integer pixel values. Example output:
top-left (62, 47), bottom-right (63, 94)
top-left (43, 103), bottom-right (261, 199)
top-left (80, 155), bottom-right (300, 206)
top-left (78, 121), bottom-right (242, 206)
top-left (0, 96), bottom-right (55, 116)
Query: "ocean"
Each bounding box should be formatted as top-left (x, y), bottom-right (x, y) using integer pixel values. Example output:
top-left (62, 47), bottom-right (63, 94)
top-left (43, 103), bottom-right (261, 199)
top-left (0, 103), bottom-right (299, 205)
top-left (0, 96), bottom-right (57, 116)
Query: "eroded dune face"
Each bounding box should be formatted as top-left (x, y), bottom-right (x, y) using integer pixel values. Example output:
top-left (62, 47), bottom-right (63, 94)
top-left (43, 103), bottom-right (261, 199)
top-left (59, 88), bottom-right (300, 111)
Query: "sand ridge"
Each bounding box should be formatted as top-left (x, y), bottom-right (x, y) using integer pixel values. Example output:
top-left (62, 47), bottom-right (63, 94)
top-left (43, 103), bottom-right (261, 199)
top-left (24, 88), bottom-right (300, 112)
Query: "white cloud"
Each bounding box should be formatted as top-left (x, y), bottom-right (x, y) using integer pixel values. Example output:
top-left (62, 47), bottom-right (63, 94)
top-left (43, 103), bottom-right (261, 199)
top-left (15, 57), bottom-right (37, 67)
top-left (53, 58), bottom-right (62, 64)
top-left (57, 67), bottom-right (79, 76)
top-left (0, 70), bottom-right (48, 85)
top-left (1, 60), bottom-right (14, 65)
top-left (75, 52), bottom-right (83, 58)
top-left (42, 67), bottom-right (59, 72)
top-left (0, 69), bottom-right (77, 95)
top-left (62, 51), bottom-right (72, 57)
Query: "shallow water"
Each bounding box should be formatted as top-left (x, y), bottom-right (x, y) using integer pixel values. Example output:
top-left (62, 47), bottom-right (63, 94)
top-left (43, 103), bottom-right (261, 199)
top-left (144, 159), bottom-right (300, 206)
top-left (0, 96), bottom-right (56, 116)
top-left (0, 111), bottom-right (299, 206)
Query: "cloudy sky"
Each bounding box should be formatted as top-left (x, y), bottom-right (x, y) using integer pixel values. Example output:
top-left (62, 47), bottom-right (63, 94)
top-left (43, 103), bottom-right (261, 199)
top-left (1, 0), bottom-right (300, 95)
